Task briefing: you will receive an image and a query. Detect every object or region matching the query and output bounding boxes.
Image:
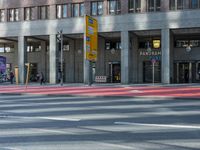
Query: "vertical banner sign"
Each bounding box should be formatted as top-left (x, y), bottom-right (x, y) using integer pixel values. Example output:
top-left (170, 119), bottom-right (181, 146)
top-left (0, 56), bottom-right (6, 73)
top-left (85, 15), bottom-right (98, 62)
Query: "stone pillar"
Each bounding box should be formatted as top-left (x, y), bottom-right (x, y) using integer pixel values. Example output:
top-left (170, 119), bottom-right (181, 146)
top-left (20, 7), bottom-right (24, 21)
top-left (120, 0), bottom-right (128, 14)
top-left (49, 5), bottom-right (56, 20)
top-left (40, 41), bottom-right (47, 78)
top-left (49, 34), bottom-right (57, 84)
top-left (18, 36), bottom-right (27, 84)
top-left (132, 33), bottom-right (138, 83)
top-left (184, 0), bottom-right (190, 9)
top-left (103, 0), bottom-right (108, 15)
top-left (161, 28), bottom-right (170, 84)
top-left (84, 1), bottom-right (90, 15)
top-left (141, 0), bottom-right (147, 13)
top-left (4, 9), bottom-right (8, 22)
top-left (121, 31), bottom-right (130, 84)
top-left (161, 0), bottom-right (169, 11)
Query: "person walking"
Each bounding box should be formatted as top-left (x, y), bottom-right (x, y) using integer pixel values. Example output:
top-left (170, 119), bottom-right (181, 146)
top-left (10, 71), bottom-right (14, 84)
top-left (39, 72), bottom-right (44, 85)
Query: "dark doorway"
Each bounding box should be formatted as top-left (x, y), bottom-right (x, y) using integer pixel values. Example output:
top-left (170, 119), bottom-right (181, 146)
top-left (143, 61), bottom-right (161, 83)
top-left (108, 62), bottom-right (121, 83)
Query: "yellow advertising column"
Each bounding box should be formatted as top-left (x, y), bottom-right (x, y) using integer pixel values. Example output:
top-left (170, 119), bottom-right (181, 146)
top-left (84, 15), bottom-right (98, 85)
top-left (85, 15), bottom-right (98, 62)
top-left (14, 66), bottom-right (19, 85)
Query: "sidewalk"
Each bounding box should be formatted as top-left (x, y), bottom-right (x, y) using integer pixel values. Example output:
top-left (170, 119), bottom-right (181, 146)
top-left (0, 82), bottom-right (200, 99)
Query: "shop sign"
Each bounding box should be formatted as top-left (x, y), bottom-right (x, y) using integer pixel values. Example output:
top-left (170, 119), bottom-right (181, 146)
top-left (139, 51), bottom-right (161, 56)
top-left (153, 40), bottom-right (161, 49)
top-left (85, 15), bottom-right (98, 62)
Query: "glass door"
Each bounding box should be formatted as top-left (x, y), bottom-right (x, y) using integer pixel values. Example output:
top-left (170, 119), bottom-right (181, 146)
top-left (108, 62), bottom-right (121, 83)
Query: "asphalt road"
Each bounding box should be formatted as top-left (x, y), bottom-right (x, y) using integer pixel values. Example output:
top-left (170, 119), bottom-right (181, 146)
top-left (0, 94), bottom-right (200, 150)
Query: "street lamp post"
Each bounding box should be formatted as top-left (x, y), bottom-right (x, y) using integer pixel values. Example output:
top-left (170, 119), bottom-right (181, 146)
top-left (57, 30), bottom-right (64, 86)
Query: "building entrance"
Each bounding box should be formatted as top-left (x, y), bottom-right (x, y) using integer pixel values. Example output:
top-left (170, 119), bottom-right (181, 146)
top-left (174, 61), bottom-right (200, 83)
top-left (143, 61), bottom-right (161, 83)
top-left (108, 62), bottom-right (121, 83)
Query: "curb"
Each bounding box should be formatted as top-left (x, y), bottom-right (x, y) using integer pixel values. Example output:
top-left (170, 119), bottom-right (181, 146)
top-left (1, 92), bottom-right (200, 100)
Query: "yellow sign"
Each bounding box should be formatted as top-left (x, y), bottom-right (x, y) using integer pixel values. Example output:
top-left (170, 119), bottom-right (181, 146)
top-left (153, 40), bottom-right (161, 49)
top-left (85, 15), bottom-right (98, 62)
top-left (14, 66), bottom-right (19, 85)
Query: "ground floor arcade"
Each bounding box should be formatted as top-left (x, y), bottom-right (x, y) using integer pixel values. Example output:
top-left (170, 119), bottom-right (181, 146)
top-left (0, 28), bottom-right (200, 84)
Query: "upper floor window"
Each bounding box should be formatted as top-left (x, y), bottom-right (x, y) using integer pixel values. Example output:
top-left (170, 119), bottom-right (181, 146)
top-left (190, 0), bottom-right (200, 9)
top-left (91, 1), bottom-right (103, 16)
top-left (24, 7), bottom-right (36, 21)
top-left (0, 43), bottom-right (15, 53)
top-left (129, 0), bottom-right (141, 13)
top-left (27, 42), bottom-right (41, 52)
top-left (8, 8), bottom-right (19, 22)
top-left (0, 9), bottom-right (5, 22)
top-left (170, 0), bottom-right (184, 10)
top-left (72, 3), bottom-right (85, 17)
top-left (177, 0), bottom-right (184, 9)
top-left (105, 41), bottom-right (121, 50)
top-left (108, 0), bottom-right (121, 15)
top-left (57, 4), bottom-right (68, 19)
top-left (39, 6), bottom-right (49, 20)
top-left (147, 0), bottom-right (160, 12)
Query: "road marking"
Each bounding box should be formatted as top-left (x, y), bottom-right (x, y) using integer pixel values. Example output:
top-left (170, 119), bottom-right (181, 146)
top-left (101, 143), bottom-right (136, 149)
top-left (130, 90), bottom-right (144, 93)
top-left (115, 122), bottom-right (200, 129)
top-left (37, 116), bottom-right (81, 121)
top-left (3, 147), bottom-right (21, 150)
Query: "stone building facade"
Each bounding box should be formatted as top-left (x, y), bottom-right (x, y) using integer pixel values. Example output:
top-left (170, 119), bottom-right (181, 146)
top-left (1, 0), bottom-right (200, 84)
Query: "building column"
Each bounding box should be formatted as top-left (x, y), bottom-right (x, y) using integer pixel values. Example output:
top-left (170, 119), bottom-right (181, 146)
top-left (18, 36), bottom-right (27, 84)
top-left (141, 0), bottom-right (147, 13)
top-left (41, 41), bottom-right (47, 79)
top-left (161, 0), bottom-right (169, 11)
top-left (121, 31), bottom-right (130, 84)
top-left (121, 0), bottom-right (128, 14)
top-left (161, 28), bottom-right (170, 84)
top-left (132, 33), bottom-right (138, 83)
top-left (49, 34), bottom-right (57, 84)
